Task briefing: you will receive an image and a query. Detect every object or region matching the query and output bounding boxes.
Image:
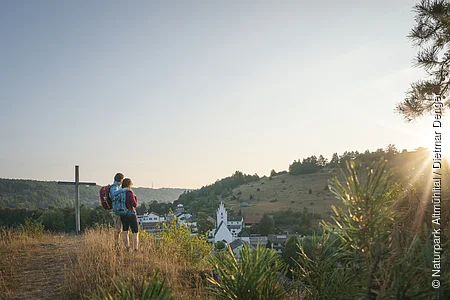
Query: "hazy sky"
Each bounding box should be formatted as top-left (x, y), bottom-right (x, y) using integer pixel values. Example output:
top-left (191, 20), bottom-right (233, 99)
top-left (1, 0), bottom-right (444, 189)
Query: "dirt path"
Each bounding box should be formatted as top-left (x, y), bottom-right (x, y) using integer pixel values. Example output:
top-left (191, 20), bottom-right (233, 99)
top-left (2, 236), bottom-right (80, 300)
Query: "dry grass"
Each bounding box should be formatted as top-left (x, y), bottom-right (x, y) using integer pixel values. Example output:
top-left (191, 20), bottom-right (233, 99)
top-left (66, 227), bottom-right (213, 299)
top-left (224, 170), bottom-right (338, 219)
top-left (223, 153), bottom-right (450, 220)
top-left (0, 225), bottom-right (214, 300)
top-left (0, 227), bottom-right (74, 300)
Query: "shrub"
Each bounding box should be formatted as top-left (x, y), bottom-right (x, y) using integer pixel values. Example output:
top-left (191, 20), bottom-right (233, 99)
top-left (207, 245), bottom-right (287, 300)
top-left (215, 241), bottom-right (225, 250)
top-left (308, 188), bottom-right (312, 194)
top-left (281, 179), bottom-right (285, 183)
top-left (159, 218), bottom-right (213, 268)
top-left (293, 234), bottom-right (361, 300)
top-left (20, 217), bottom-right (44, 238)
top-left (91, 272), bottom-right (175, 300)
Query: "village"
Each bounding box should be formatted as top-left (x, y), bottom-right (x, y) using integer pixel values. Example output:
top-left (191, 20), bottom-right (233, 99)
top-left (138, 202), bottom-right (302, 258)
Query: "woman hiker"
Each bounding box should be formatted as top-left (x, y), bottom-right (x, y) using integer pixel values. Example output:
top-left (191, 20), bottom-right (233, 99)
top-left (119, 178), bottom-right (139, 251)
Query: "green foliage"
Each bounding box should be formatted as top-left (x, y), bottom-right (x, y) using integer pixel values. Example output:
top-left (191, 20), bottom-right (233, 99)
top-left (323, 159), bottom-right (397, 255)
top-left (207, 244), bottom-right (287, 300)
top-left (19, 217), bottom-right (44, 238)
top-left (330, 153), bottom-right (339, 166)
top-left (258, 213), bottom-right (274, 235)
top-left (271, 208), bottom-right (312, 234)
top-left (215, 241), bottom-right (226, 250)
top-left (396, 0), bottom-right (450, 121)
top-left (282, 236), bottom-right (301, 269)
top-left (381, 232), bottom-right (450, 299)
top-left (289, 155), bottom-right (324, 175)
top-left (196, 212), bottom-right (215, 235)
top-left (0, 178), bottom-right (186, 210)
top-left (91, 272), bottom-right (175, 300)
top-left (293, 234), bottom-right (361, 300)
top-left (158, 217), bottom-right (213, 268)
top-left (38, 209), bottom-right (66, 231)
top-left (322, 159), bottom-right (398, 297)
top-left (176, 171), bottom-right (259, 213)
top-left (0, 206), bottom-right (113, 232)
top-left (317, 157), bottom-right (450, 298)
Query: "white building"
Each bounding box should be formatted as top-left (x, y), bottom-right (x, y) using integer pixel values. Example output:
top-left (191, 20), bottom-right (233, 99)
top-left (139, 212), bottom-right (166, 223)
top-left (138, 212), bottom-right (166, 234)
top-left (209, 202), bottom-right (243, 244)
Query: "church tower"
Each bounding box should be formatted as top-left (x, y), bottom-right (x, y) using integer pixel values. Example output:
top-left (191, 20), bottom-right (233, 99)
top-left (216, 201), bottom-right (228, 228)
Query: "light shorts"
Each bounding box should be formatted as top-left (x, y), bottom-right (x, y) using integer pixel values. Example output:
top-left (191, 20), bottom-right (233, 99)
top-left (113, 215), bottom-right (122, 232)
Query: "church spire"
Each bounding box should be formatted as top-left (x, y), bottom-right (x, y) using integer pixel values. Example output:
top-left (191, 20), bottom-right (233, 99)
top-left (216, 201), bottom-right (228, 229)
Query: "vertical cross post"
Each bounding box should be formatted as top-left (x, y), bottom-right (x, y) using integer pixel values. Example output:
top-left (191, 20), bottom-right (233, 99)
top-left (58, 165), bottom-right (96, 235)
top-left (75, 165), bottom-right (80, 233)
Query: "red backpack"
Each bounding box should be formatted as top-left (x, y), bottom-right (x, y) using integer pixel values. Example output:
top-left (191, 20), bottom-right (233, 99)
top-left (99, 185), bottom-right (112, 210)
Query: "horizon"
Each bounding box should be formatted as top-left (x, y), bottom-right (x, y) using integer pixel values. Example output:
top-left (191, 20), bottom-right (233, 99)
top-left (0, 145), bottom-right (435, 189)
top-left (2, 0), bottom-right (448, 189)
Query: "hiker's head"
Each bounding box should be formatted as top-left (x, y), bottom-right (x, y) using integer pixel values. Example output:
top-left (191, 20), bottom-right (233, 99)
top-left (114, 173), bottom-right (124, 183)
top-left (122, 178), bottom-right (133, 188)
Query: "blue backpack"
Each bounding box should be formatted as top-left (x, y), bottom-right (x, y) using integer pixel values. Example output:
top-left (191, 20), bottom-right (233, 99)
top-left (110, 186), bottom-right (128, 216)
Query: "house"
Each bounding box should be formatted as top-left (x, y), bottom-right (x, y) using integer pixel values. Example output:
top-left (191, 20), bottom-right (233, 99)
top-left (175, 203), bottom-right (185, 213)
top-left (227, 215), bottom-right (243, 238)
top-left (139, 212), bottom-right (166, 223)
top-left (249, 234), bottom-right (268, 248)
top-left (229, 239), bottom-right (250, 258)
top-left (267, 234), bottom-right (298, 254)
top-left (138, 212), bottom-right (166, 234)
top-left (243, 215), bottom-right (262, 228)
top-left (170, 211), bottom-right (198, 234)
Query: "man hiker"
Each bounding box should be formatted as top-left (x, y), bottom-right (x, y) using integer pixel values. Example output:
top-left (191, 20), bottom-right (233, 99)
top-left (109, 172), bottom-right (127, 246)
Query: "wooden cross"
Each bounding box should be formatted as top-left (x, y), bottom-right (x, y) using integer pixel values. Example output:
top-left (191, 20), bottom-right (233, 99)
top-left (58, 165), bottom-right (96, 234)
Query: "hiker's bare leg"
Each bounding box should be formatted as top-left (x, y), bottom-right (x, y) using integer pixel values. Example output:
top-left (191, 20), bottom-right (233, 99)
top-left (132, 233), bottom-right (139, 251)
top-left (114, 215), bottom-right (122, 247)
top-left (123, 231), bottom-right (130, 250)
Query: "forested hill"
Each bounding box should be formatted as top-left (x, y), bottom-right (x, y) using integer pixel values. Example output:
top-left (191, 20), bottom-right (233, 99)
top-left (0, 178), bottom-right (189, 209)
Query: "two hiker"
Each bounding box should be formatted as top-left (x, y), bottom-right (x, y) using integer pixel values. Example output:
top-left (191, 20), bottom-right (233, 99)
top-left (110, 173), bottom-right (139, 252)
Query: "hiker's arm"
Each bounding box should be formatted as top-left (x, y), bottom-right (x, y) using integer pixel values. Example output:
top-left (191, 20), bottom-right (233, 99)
top-left (110, 187), bottom-right (130, 197)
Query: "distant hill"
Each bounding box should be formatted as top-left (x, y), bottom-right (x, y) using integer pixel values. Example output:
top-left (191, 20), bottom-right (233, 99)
top-left (0, 178), bottom-right (190, 209)
top-left (222, 170), bottom-right (337, 221)
top-left (181, 149), bottom-right (449, 222)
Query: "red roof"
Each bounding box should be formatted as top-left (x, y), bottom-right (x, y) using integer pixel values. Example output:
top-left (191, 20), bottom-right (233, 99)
top-left (244, 215), bottom-right (262, 224)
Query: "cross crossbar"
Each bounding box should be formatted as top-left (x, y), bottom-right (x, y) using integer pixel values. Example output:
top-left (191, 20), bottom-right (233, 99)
top-left (58, 166), bottom-right (96, 234)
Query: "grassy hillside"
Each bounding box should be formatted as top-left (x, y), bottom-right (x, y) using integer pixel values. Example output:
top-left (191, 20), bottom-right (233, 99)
top-left (0, 178), bottom-right (190, 209)
top-left (222, 150), bottom-right (449, 221)
top-left (223, 170), bottom-right (336, 219)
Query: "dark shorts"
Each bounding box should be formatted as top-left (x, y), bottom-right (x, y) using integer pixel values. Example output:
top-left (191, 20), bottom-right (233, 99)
top-left (120, 214), bottom-right (139, 233)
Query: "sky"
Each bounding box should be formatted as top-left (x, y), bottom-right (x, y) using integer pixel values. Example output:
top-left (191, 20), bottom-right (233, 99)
top-left (1, 0), bottom-right (446, 189)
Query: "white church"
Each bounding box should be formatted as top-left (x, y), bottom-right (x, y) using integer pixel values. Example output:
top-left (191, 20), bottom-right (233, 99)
top-left (208, 202), bottom-right (243, 244)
